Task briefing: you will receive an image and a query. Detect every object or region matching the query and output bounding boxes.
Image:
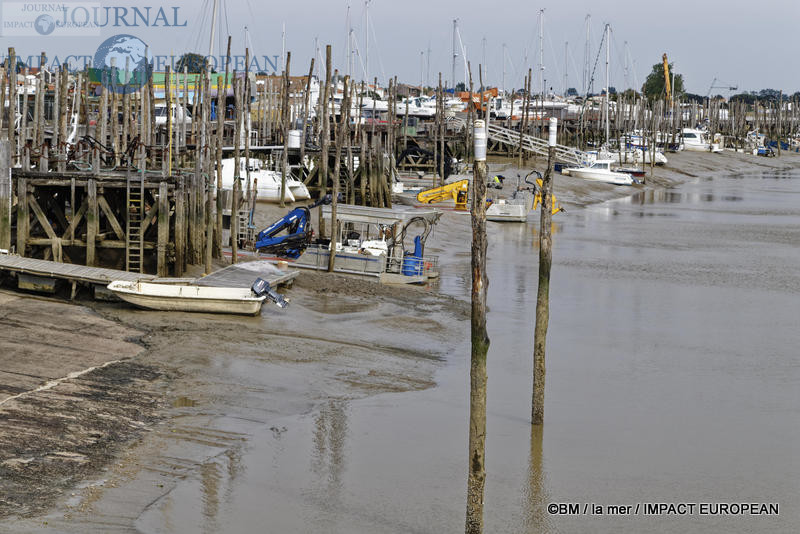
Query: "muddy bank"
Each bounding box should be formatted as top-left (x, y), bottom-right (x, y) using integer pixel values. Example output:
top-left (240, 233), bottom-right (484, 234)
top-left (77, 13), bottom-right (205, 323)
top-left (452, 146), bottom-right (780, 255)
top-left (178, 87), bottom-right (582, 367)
top-left (0, 263), bottom-right (467, 532)
top-left (0, 291), bottom-right (167, 520)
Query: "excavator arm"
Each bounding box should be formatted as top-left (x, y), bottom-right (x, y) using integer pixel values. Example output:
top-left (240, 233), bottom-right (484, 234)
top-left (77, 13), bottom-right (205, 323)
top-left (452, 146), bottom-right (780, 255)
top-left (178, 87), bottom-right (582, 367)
top-left (525, 171), bottom-right (564, 215)
top-left (416, 179), bottom-right (470, 210)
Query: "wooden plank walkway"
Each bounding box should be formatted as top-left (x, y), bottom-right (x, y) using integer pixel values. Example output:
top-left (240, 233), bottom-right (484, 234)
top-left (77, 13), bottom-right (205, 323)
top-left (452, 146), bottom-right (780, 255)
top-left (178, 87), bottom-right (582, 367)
top-left (0, 254), bottom-right (154, 284)
top-left (195, 261), bottom-right (298, 289)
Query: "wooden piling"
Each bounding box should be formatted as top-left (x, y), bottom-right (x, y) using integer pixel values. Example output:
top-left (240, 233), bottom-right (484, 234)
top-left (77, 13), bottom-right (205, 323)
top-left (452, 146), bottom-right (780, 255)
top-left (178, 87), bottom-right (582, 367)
top-left (0, 140), bottom-right (11, 251)
top-left (157, 181), bottom-right (168, 276)
top-left (532, 124), bottom-right (556, 426)
top-left (86, 179), bottom-right (97, 266)
top-left (466, 106), bottom-right (490, 534)
top-left (280, 52), bottom-right (292, 208)
top-left (328, 75), bottom-right (349, 273)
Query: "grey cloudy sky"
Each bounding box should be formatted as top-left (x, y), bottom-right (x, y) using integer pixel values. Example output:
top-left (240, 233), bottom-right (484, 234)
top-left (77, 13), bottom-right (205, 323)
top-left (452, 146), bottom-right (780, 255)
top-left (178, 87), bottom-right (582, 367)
top-left (2, 0), bottom-right (798, 94)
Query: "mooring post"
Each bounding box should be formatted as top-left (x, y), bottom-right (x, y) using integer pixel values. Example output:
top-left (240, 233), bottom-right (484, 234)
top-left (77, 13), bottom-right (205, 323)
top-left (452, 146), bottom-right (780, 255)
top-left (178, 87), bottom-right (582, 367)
top-left (175, 178), bottom-right (186, 276)
top-left (156, 181), bottom-right (169, 276)
top-left (532, 118), bottom-right (557, 425)
top-left (466, 115), bottom-right (490, 534)
top-left (0, 140), bottom-right (11, 251)
top-left (86, 178), bottom-right (97, 266)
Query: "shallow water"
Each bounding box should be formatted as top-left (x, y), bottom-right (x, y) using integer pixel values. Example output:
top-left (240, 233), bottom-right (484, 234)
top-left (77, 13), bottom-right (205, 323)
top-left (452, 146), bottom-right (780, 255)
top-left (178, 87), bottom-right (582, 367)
top-left (138, 171), bottom-right (800, 533)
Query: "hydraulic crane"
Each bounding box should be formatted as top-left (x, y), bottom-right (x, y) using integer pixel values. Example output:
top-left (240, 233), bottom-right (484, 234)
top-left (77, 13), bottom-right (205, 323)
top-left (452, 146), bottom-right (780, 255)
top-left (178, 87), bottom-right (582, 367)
top-left (416, 179), bottom-right (470, 210)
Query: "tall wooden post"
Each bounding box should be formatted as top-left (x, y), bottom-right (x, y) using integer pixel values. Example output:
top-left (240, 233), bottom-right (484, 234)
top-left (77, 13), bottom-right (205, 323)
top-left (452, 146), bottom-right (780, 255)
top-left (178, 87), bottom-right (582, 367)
top-left (0, 140), bottom-right (11, 251)
top-left (157, 181), bottom-right (169, 276)
top-left (328, 75), bottom-right (349, 273)
top-left (532, 118), bottom-right (557, 425)
top-left (319, 46), bottom-right (332, 232)
top-left (465, 115), bottom-right (490, 534)
top-left (300, 58), bottom-right (315, 169)
top-left (280, 52), bottom-right (292, 208)
top-left (175, 178), bottom-right (186, 276)
top-left (86, 179), bottom-right (98, 266)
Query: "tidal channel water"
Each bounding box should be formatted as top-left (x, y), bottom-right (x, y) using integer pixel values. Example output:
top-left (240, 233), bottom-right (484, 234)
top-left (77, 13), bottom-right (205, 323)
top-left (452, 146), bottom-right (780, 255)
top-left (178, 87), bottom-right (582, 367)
top-left (139, 170), bottom-right (800, 533)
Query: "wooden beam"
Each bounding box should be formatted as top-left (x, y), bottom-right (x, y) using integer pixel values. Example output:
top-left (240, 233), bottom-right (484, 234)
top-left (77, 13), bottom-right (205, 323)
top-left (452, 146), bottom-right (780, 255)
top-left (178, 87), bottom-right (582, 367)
top-left (16, 178), bottom-right (29, 257)
top-left (86, 179), bottom-right (98, 266)
top-left (61, 200), bottom-right (87, 239)
top-left (97, 195), bottom-right (125, 240)
top-left (27, 194), bottom-right (58, 240)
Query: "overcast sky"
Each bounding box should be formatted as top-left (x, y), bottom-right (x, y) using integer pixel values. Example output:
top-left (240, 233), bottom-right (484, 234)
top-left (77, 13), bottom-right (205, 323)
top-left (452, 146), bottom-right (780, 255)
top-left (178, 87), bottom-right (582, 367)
top-left (2, 0), bottom-right (798, 95)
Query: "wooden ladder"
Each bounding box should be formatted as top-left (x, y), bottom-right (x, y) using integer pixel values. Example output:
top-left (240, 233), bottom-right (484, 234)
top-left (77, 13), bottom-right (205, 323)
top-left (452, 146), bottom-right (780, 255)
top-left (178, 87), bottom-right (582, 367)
top-left (126, 170), bottom-right (144, 273)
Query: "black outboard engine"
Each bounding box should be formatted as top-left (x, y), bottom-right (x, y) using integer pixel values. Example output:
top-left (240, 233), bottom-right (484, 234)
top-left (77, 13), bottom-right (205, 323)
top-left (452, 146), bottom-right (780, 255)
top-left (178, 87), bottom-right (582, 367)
top-left (251, 278), bottom-right (289, 308)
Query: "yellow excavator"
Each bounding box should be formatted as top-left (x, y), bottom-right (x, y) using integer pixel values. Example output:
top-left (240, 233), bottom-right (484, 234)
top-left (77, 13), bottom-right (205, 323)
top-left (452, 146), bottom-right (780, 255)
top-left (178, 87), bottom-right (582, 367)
top-left (525, 172), bottom-right (564, 215)
top-left (416, 179), bottom-right (470, 210)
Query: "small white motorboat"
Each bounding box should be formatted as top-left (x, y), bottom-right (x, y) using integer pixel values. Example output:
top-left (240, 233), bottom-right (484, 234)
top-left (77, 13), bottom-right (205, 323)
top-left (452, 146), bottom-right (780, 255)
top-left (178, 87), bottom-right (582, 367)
top-left (107, 281), bottom-right (267, 315)
top-left (569, 159), bottom-right (634, 186)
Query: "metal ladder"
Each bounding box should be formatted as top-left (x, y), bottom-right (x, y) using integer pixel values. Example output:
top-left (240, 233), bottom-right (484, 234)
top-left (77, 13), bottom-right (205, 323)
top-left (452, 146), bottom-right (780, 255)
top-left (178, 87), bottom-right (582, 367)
top-left (126, 170), bottom-right (144, 273)
top-left (237, 209), bottom-right (254, 248)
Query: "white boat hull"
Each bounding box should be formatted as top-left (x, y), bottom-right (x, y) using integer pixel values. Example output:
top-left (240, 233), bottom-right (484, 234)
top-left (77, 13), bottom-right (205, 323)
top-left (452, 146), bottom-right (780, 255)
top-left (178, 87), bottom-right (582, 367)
top-left (569, 168), bottom-right (634, 186)
top-left (486, 197), bottom-right (532, 222)
top-left (107, 281), bottom-right (266, 315)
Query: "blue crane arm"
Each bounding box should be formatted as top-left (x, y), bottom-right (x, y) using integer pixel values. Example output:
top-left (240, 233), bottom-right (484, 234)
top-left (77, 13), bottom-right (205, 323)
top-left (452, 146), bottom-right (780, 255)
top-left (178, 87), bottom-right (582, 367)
top-left (255, 208), bottom-right (310, 250)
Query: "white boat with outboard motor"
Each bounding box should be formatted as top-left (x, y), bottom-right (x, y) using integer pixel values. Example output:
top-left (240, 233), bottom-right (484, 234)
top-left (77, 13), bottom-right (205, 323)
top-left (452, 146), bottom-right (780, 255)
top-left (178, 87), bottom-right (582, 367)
top-left (107, 277), bottom-right (288, 315)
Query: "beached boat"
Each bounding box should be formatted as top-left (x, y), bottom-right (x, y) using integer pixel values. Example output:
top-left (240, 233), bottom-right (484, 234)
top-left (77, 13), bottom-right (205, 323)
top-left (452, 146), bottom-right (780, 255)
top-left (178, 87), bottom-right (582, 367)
top-left (681, 128), bottom-right (722, 152)
top-left (569, 159), bottom-right (634, 186)
top-left (107, 281), bottom-right (267, 315)
top-left (219, 158), bottom-right (311, 203)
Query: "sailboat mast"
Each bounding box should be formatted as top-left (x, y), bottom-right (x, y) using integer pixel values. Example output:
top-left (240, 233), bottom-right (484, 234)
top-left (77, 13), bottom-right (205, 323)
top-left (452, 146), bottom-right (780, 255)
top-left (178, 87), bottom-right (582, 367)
top-left (539, 9), bottom-right (545, 99)
top-left (583, 14), bottom-right (590, 96)
top-left (604, 23), bottom-right (610, 143)
top-left (502, 43), bottom-right (506, 95)
top-left (364, 0), bottom-right (371, 84)
top-left (208, 0), bottom-right (219, 58)
top-left (564, 41), bottom-right (568, 97)
top-left (452, 19), bottom-right (458, 89)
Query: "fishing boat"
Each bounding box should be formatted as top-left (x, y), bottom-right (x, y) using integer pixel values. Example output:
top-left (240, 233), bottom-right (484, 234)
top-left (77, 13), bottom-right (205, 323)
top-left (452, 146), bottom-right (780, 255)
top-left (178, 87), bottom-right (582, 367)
top-left (107, 281), bottom-right (267, 315)
top-left (569, 159), bottom-right (634, 186)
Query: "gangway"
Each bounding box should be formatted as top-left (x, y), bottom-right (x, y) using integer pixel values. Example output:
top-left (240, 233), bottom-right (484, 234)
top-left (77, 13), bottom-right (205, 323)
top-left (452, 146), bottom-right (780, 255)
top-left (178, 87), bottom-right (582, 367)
top-left (486, 123), bottom-right (588, 165)
top-left (447, 117), bottom-right (588, 165)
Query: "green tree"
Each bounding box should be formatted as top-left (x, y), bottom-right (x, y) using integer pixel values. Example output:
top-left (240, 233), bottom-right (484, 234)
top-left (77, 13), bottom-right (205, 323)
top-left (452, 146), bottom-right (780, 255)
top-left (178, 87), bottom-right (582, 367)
top-left (641, 61), bottom-right (684, 100)
top-left (176, 53), bottom-right (212, 73)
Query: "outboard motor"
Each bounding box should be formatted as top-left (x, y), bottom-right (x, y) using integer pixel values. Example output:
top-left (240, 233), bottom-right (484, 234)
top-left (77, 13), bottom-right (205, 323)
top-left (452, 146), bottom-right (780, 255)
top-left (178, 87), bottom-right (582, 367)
top-left (251, 278), bottom-right (289, 308)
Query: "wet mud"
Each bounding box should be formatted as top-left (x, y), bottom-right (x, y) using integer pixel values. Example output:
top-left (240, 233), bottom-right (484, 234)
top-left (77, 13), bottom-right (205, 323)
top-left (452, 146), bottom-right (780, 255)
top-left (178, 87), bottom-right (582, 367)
top-left (1, 150), bottom-right (799, 533)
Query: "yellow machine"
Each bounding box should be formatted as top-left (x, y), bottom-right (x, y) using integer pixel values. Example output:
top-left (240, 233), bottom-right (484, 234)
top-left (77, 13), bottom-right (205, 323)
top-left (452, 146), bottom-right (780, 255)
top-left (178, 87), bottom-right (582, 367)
top-left (530, 178), bottom-right (565, 215)
top-left (662, 53), bottom-right (671, 105)
top-left (416, 179), bottom-right (470, 210)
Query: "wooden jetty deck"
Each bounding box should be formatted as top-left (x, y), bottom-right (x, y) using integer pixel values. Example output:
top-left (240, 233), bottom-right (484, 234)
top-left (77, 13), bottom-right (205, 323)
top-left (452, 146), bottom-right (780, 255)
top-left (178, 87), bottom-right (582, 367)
top-left (0, 254), bottom-right (154, 285)
top-left (194, 261), bottom-right (298, 289)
